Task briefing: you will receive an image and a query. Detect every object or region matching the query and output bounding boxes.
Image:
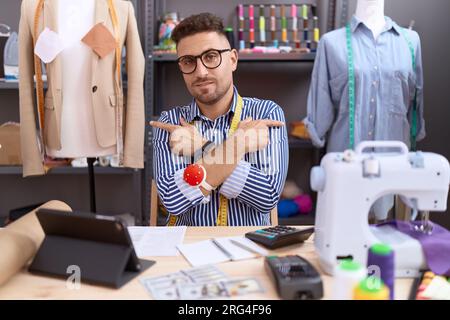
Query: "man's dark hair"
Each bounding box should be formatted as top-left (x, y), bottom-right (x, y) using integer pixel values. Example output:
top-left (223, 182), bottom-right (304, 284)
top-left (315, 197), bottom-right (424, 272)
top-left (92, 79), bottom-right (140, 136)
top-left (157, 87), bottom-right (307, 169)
top-left (171, 13), bottom-right (227, 45)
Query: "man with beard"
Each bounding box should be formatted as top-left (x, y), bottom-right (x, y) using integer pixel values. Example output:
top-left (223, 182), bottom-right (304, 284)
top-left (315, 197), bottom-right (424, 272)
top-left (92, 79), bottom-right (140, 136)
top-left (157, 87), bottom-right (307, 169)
top-left (150, 13), bottom-right (288, 226)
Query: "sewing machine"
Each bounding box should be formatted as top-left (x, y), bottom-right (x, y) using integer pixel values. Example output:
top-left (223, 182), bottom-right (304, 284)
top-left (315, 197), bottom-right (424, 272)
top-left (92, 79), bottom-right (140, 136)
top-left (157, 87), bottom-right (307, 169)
top-left (310, 141), bottom-right (450, 278)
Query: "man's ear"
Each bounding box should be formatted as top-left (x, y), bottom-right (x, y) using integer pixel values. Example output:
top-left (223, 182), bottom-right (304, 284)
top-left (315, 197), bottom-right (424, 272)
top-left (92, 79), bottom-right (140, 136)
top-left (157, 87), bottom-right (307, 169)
top-left (230, 48), bottom-right (238, 72)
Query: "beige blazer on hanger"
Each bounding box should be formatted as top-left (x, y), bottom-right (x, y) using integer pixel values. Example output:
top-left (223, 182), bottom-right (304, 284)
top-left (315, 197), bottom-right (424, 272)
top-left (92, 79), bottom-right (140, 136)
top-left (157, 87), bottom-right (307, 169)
top-left (18, 0), bottom-right (145, 177)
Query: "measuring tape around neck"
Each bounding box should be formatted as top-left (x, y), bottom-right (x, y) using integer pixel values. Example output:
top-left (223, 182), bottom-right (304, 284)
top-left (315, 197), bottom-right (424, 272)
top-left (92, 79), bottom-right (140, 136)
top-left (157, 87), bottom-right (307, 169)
top-left (33, 0), bottom-right (122, 158)
top-left (168, 95), bottom-right (244, 226)
top-left (345, 23), bottom-right (418, 151)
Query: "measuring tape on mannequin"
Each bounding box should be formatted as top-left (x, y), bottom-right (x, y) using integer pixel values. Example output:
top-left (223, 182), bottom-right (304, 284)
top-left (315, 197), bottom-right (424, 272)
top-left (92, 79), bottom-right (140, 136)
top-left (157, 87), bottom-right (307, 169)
top-left (345, 23), bottom-right (418, 151)
top-left (33, 0), bottom-right (123, 160)
top-left (168, 96), bottom-right (244, 226)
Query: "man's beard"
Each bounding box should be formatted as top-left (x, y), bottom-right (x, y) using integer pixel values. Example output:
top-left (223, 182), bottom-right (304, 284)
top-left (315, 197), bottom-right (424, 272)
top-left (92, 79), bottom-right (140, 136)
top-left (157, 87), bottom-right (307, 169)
top-left (192, 79), bottom-right (231, 106)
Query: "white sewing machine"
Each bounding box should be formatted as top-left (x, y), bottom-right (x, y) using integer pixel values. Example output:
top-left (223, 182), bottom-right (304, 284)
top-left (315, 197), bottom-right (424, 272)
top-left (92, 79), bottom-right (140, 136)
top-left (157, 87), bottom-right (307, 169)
top-left (310, 141), bottom-right (450, 278)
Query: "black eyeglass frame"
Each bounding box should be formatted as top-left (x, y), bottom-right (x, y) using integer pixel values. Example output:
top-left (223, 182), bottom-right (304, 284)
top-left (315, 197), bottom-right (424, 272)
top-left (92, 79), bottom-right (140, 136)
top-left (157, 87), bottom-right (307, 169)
top-left (176, 48), bottom-right (232, 74)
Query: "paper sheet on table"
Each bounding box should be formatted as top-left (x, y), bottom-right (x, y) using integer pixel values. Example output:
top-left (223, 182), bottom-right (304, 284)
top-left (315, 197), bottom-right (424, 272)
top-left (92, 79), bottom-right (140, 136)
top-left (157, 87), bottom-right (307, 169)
top-left (177, 236), bottom-right (269, 267)
top-left (127, 226), bottom-right (187, 257)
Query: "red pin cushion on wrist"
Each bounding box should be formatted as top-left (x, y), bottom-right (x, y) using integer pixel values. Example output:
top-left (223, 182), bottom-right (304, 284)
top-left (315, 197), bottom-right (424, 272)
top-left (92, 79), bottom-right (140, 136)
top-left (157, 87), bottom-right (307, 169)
top-left (183, 164), bottom-right (206, 186)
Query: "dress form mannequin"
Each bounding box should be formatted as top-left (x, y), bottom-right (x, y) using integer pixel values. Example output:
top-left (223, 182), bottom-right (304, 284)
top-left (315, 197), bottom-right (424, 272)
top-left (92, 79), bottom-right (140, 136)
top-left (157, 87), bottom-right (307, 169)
top-left (47, 0), bottom-right (117, 212)
top-left (47, 0), bottom-right (116, 159)
top-left (355, 0), bottom-right (386, 40)
top-left (19, 0), bottom-right (146, 180)
top-left (305, 0), bottom-right (425, 222)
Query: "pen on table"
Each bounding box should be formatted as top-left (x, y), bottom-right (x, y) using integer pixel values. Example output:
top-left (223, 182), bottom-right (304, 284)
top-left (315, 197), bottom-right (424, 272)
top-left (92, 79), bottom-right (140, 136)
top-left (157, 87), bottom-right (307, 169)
top-left (211, 238), bottom-right (235, 261)
top-left (230, 239), bottom-right (266, 257)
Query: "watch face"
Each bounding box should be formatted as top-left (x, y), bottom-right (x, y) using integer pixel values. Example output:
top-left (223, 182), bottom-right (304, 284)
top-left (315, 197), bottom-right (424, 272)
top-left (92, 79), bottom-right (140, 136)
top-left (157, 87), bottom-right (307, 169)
top-left (183, 164), bottom-right (205, 186)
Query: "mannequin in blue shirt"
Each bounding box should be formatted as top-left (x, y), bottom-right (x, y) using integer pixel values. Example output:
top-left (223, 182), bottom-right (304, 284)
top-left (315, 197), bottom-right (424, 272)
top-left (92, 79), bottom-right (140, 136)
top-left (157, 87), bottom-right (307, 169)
top-left (305, 0), bottom-right (425, 220)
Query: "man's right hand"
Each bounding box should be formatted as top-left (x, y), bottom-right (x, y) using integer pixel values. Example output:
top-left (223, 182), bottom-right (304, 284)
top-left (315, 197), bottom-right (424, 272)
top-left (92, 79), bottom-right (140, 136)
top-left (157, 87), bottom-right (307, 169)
top-left (233, 117), bottom-right (285, 153)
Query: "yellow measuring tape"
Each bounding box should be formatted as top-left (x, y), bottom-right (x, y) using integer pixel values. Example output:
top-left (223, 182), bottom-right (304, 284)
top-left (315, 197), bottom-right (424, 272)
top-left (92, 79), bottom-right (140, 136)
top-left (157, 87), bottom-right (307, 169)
top-left (33, 0), bottom-right (122, 161)
top-left (168, 95), bottom-right (244, 226)
top-left (107, 0), bottom-right (124, 165)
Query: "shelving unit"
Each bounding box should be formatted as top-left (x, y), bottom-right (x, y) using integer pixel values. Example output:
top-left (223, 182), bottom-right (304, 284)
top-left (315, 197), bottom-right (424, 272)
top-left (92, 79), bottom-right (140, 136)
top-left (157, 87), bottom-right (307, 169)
top-left (0, 166), bottom-right (141, 175)
top-left (151, 52), bottom-right (316, 62)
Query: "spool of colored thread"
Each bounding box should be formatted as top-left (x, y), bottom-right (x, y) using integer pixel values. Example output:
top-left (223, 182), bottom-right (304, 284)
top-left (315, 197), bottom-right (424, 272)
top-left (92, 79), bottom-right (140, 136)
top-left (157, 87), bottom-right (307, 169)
top-left (313, 16), bottom-right (320, 42)
top-left (238, 4), bottom-right (244, 18)
top-left (416, 271), bottom-right (435, 300)
top-left (332, 260), bottom-right (367, 300)
top-left (270, 5), bottom-right (276, 42)
top-left (249, 5), bottom-right (255, 48)
top-left (291, 4), bottom-right (298, 32)
top-left (238, 30), bottom-right (244, 42)
top-left (304, 29), bottom-right (309, 41)
top-left (259, 5), bottom-right (266, 44)
top-left (353, 277), bottom-right (390, 300)
top-left (303, 19), bottom-right (308, 29)
top-left (302, 4), bottom-right (308, 20)
top-left (239, 40), bottom-right (245, 50)
top-left (225, 27), bottom-right (235, 49)
top-left (238, 4), bottom-right (244, 49)
top-left (281, 5), bottom-right (287, 43)
top-left (367, 243), bottom-right (395, 300)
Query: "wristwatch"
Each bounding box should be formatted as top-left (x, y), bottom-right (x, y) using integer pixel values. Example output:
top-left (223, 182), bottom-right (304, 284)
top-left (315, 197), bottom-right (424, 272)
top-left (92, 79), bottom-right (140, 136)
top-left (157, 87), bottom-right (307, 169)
top-left (183, 163), bottom-right (216, 191)
top-left (192, 140), bottom-right (215, 163)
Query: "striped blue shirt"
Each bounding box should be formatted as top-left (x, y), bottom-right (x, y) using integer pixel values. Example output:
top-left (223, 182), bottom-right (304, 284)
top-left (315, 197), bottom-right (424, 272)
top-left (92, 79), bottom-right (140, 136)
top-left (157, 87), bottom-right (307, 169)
top-left (152, 87), bottom-right (289, 226)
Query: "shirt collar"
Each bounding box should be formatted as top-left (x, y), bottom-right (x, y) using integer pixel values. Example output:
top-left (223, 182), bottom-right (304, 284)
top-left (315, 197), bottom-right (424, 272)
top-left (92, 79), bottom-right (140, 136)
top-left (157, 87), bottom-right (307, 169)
top-left (350, 15), bottom-right (401, 35)
top-left (187, 86), bottom-right (239, 122)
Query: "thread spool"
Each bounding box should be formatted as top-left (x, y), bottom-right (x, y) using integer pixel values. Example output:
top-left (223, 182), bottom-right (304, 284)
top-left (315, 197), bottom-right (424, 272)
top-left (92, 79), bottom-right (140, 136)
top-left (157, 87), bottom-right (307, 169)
top-left (302, 4), bottom-right (308, 20)
top-left (277, 200), bottom-right (299, 218)
top-left (314, 28), bottom-right (320, 43)
top-left (332, 260), bottom-right (367, 300)
top-left (303, 19), bottom-right (308, 29)
top-left (353, 277), bottom-right (390, 300)
top-left (259, 5), bottom-right (265, 44)
top-left (239, 40), bottom-right (245, 50)
top-left (238, 4), bottom-right (244, 18)
top-left (281, 29), bottom-right (287, 43)
top-left (367, 243), bottom-right (395, 300)
top-left (238, 30), bottom-right (244, 42)
top-left (249, 29), bottom-right (255, 48)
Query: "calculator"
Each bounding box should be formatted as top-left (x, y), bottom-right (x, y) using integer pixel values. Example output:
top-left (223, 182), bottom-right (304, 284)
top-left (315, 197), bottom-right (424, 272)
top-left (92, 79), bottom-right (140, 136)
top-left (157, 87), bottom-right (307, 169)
top-left (265, 255), bottom-right (323, 300)
top-left (245, 226), bottom-right (314, 249)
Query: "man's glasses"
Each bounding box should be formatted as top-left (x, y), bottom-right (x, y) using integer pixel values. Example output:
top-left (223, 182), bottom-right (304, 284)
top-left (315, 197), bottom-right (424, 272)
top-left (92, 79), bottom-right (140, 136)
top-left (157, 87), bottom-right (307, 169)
top-left (176, 48), bottom-right (232, 74)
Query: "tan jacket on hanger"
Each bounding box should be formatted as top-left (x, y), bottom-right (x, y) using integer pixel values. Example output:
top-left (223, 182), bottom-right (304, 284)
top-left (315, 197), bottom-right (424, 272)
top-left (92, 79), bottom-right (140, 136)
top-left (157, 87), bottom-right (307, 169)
top-left (18, 0), bottom-right (145, 177)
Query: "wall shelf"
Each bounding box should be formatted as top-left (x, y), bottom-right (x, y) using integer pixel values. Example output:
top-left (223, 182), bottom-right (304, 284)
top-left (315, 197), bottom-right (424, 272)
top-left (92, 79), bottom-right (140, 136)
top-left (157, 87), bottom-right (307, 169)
top-left (151, 52), bottom-right (316, 63)
top-left (0, 80), bottom-right (128, 90)
top-left (0, 166), bottom-right (141, 175)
